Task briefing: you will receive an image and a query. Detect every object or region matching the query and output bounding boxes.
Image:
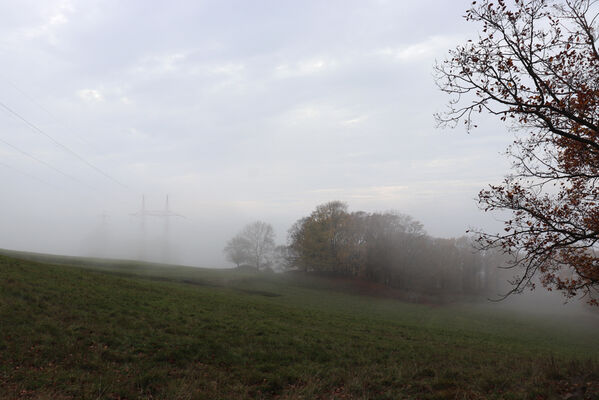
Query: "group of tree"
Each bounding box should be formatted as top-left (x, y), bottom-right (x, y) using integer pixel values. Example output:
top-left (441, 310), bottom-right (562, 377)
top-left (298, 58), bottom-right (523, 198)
top-left (225, 0), bottom-right (599, 305)
top-left (286, 201), bottom-right (503, 296)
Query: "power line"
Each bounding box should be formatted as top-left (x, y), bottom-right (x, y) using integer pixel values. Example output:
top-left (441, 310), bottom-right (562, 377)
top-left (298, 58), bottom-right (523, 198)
top-left (0, 137), bottom-right (86, 185)
top-left (0, 76), bottom-right (96, 150)
top-left (0, 160), bottom-right (60, 189)
top-left (1, 76), bottom-right (54, 117)
top-left (0, 100), bottom-right (128, 189)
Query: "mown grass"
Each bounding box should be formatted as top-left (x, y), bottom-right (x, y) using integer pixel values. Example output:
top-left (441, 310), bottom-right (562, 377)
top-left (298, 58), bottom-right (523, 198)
top-left (1, 252), bottom-right (598, 399)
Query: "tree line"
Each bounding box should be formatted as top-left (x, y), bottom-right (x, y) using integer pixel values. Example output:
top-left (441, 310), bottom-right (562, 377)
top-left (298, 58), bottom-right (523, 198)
top-left (225, 201), bottom-right (504, 296)
top-left (225, 0), bottom-right (599, 304)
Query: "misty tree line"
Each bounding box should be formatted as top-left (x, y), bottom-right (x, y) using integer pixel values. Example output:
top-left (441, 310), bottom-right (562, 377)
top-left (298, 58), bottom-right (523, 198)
top-left (225, 201), bottom-right (503, 296)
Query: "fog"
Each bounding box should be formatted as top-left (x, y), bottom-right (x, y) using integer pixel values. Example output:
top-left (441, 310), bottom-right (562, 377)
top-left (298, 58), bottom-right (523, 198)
top-left (0, 0), bottom-right (570, 307)
top-left (0, 180), bottom-right (508, 268)
top-left (4, 4), bottom-right (599, 400)
top-left (0, 1), bottom-right (519, 266)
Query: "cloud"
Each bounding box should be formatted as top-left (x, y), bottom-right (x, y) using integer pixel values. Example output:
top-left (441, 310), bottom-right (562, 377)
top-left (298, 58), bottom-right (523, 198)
top-left (275, 101), bottom-right (369, 130)
top-left (274, 57), bottom-right (336, 79)
top-left (22, 0), bottom-right (74, 44)
top-left (376, 35), bottom-right (461, 62)
top-left (133, 52), bottom-right (189, 76)
top-left (0, 0), bottom-right (513, 263)
top-left (342, 115), bottom-right (368, 126)
top-left (411, 155), bottom-right (482, 170)
top-left (77, 89), bottom-right (104, 102)
top-left (310, 185), bottom-right (409, 201)
top-left (132, 50), bottom-right (246, 79)
top-left (284, 104), bottom-right (321, 123)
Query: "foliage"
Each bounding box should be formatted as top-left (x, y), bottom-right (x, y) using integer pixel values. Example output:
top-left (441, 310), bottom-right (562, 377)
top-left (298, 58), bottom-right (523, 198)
top-left (270, 244), bottom-right (293, 272)
top-left (224, 221), bottom-right (275, 270)
top-left (223, 235), bottom-right (250, 267)
top-left (287, 202), bottom-right (501, 296)
top-left (288, 201), bottom-right (349, 273)
top-left (436, 0), bottom-right (599, 304)
top-left (2, 254), bottom-right (599, 399)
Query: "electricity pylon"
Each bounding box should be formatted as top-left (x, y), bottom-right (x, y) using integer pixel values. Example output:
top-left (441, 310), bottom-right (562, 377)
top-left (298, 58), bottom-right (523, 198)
top-left (96, 210), bottom-right (110, 257)
top-left (130, 195), bottom-right (184, 262)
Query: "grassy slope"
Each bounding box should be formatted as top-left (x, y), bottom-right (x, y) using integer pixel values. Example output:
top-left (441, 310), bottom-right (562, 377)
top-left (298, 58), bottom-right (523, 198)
top-left (1, 252), bottom-right (598, 399)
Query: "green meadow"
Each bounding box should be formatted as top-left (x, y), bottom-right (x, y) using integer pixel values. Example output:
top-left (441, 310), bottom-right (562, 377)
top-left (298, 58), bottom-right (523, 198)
top-left (1, 251), bottom-right (598, 399)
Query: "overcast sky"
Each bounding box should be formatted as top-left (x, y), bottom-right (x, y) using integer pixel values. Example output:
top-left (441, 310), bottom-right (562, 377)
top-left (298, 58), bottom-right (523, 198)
top-left (0, 0), bottom-right (514, 266)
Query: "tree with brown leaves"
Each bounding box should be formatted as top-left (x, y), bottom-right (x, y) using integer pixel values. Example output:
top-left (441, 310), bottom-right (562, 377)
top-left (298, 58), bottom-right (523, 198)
top-left (436, 0), bottom-right (599, 304)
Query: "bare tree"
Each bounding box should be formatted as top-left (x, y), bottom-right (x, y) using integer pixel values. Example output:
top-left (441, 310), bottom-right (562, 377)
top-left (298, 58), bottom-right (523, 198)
top-left (435, 0), bottom-right (599, 304)
top-left (239, 221), bottom-right (275, 270)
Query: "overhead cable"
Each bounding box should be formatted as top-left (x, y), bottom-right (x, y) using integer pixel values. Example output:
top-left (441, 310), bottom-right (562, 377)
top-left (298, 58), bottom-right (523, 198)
top-left (0, 160), bottom-right (60, 189)
top-left (0, 76), bottom-right (95, 150)
top-left (0, 137), bottom-right (86, 185)
top-left (1, 76), bottom-right (54, 117)
top-left (0, 100), bottom-right (128, 188)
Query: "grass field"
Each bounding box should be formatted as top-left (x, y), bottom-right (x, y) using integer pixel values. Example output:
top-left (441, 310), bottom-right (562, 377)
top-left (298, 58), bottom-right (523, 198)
top-left (1, 250), bottom-right (598, 399)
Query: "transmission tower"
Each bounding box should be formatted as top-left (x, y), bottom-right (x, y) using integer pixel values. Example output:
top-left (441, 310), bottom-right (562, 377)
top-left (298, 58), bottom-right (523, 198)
top-left (97, 210), bottom-right (110, 257)
top-left (130, 195), bottom-right (184, 262)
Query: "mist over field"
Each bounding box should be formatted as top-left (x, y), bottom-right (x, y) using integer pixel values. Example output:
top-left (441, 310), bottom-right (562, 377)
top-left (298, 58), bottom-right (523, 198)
top-left (1, 0), bottom-right (596, 312)
top-left (0, 0), bottom-right (518, 268)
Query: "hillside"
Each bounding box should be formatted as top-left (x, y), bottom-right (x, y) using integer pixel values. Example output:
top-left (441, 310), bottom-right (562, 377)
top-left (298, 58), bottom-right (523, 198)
top-left (1, 252), bottom-right (598, 399)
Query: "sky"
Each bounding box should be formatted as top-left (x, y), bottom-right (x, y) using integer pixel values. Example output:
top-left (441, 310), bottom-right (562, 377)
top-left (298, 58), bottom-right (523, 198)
top-left (0, 0), bottom-right (514, 266)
